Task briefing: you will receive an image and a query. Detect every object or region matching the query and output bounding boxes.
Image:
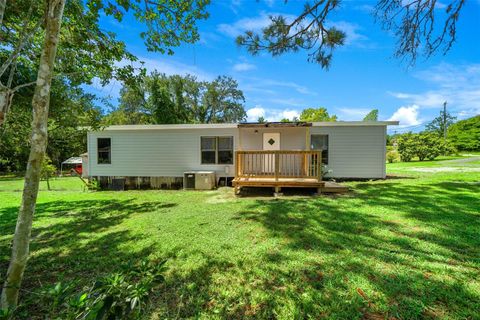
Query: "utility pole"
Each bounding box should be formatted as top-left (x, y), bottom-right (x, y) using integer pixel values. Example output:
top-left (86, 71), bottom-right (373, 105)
top-left (443, 101), bottom-right (447, 142)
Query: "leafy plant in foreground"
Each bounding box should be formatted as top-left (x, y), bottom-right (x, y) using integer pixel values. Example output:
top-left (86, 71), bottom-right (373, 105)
top-left (40, 259), bottom-right (167, 320)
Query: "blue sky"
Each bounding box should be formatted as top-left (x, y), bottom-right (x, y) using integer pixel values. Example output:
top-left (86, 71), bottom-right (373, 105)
top-left (89, 0), bottom-right (480, 132)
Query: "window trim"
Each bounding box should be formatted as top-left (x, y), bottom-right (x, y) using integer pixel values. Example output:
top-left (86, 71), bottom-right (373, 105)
top-left (310, 134), bottom-right (329, 165)
top-left (97, 137), bottom-right (112, 165)
top-left (200, 136), bottom-right (217, 165)
top-left (200, 136), bottom-right (234, 165)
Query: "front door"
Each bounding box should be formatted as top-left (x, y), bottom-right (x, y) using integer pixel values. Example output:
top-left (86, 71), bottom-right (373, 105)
top-left (263, 133), bottom-right (280, 173)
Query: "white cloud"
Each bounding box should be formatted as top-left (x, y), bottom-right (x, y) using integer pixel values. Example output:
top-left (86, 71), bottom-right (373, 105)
top-left (389, 63), bottom-right (480, 117)
top-left (218, 13), bottom-right (272, 38)
top-left (388, 91), bottom-right (446, 108)
top-left (260, 78), bottom-right (316, 95)
top-left (218, 12), bottom-right (296, 38)
top-left (246, 106), bottom-right (300, 122)
top-left (246, 106), bottom-right (266, 121)
top-left (330, 21), bottom-right (369, 46)
top-left (233, 62), bottom-right (257, 72)
top-left (280, 110), bottom-right (300, 120)
top-left (388, 104), bottom-right (421, 127)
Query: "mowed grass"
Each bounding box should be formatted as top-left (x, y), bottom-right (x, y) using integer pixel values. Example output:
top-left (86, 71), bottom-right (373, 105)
top-left (1, 158), bottom-right (480, 319)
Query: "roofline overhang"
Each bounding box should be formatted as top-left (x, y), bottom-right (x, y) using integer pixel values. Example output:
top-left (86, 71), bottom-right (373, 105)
top-left (92, 121), bottom-right (399, 131)
top-left (238, 122), bottom-right (312, 128)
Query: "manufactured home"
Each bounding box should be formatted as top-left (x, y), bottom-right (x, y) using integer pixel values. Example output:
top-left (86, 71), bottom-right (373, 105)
top-left (86, 121), bottom-right (398, 192)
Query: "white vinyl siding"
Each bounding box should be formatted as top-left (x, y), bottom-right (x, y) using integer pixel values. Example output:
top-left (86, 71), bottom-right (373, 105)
top-left (88, 128), bottom-right (238, 177)
top-left (310, 126), bottom-right (386, 178)
top-left (87, 124), bottom-right (388, 179)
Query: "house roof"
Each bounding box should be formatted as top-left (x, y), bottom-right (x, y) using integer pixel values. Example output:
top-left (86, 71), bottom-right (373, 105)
top-left (100, 124), bottom-right (239, 130)
top-left (98, 121), bottom-right (399, 131)
top-left (238, 122), bottom-right (312, 128)
top-left (311, 121), bottom-right (399, 126)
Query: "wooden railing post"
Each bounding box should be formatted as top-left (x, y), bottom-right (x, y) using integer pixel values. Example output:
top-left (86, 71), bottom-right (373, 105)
top-left (235, 152), bottom-right (239, 178)
top-left (274, 151), bottom-right (280, 181)
top-left (316, 151), bottom-right (322, 182)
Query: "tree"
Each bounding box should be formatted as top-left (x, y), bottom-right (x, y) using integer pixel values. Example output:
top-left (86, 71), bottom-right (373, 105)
top-left (202, 76), bottom-right (246, 123)
top-left (448, 115), bottom-right (480, 151)
top-left (299, 107), bottom-right (337, 122)
top-left (0, 0), bottom-right (137, 129)
top-left (257, 116), bottom-right (266, 123)
top-left (363, 109), bottom-right (378, 121)
top-left (237, 0), bottom-right (467, 68)
top-left (40, 156), bottom-right (57, 191)
top-left (1, 0), bottom-right (210, 310)
top-left (396, 132), bottom-right (454, 162)
top-left (1, 0), bottom-right (67, 308)
top-left (396, 133), bottom-right (416, 162)
top-left (110, 73), bottom-right (247, 125)
top-left (425, 110), bottom-right (457, 137)
top-left (0, 80), bottom-right (103, 173)
top-left (236, 1), bottom-right (346, 69)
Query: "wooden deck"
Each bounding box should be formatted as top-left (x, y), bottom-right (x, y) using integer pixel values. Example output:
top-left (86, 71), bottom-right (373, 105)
top-left (233, 150), bottom-right (348, 195)
top-left (233, 177), bottom-right (325, 188)
top-left (233, 177), bottom-right (348, 195)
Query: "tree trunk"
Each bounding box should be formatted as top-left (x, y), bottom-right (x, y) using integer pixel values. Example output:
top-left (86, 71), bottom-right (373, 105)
top-left (0, 87), bottom-right (13, 126)
top-left (0, 0), bottom-right (6, 29)
top-left (0, 87), bottom-right (8, 126)
top-left (0, 0), bottom-right (65, 309)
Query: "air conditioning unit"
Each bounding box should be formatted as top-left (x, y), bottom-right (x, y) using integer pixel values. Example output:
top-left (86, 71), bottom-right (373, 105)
top-left (183, 171), bottom-right (216, 190)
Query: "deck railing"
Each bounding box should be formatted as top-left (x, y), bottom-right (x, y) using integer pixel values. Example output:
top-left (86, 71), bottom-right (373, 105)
top-left (235, 150), bottom-right (322, 181)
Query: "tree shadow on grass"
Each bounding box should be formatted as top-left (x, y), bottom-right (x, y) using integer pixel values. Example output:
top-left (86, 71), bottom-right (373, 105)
top-left (0, 199), bottom-right (177, 319)
top-left (232, 180), bottom-right (480, 318)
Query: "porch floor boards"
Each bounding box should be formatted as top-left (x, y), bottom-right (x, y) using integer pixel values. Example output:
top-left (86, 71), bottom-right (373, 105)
top-left (233, 177), bottom-right (349, 194)
top-left (233, 176), bottom-right (324, 188)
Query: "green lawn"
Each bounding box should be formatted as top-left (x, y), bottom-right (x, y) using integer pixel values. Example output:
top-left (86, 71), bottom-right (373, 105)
top-left (1, 158), bottom-right (480, 319)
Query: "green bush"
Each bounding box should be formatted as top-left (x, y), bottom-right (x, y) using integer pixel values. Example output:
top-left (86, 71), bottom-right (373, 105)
top-left (396, 132), bottom-right (454, 162)
top-left (41, 156), bottom-right (57, 190)
top-left (396, 133), bottom-right (416, 162)
top-left (386, 150), bottom-right (399, 163)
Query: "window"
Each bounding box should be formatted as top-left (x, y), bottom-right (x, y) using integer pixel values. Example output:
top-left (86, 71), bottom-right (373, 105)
top-left (218, 137), bottom-right (233, 164)
top-left (201, 136), bottom-right (233, 164)
top-left (201, 137), bottom-right (216, 164)
top-left (311, 135), bottom-right (328, 164)
top-left (97, 138), bottom-right (111, 164)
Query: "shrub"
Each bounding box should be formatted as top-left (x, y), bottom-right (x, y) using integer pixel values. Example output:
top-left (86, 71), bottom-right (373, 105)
top-left (396, 133), bottom-right (416, 162)
top-left (386, 150), bottom-right (399, 163)
top-left (396, 132), bottom-right (455, 162)
top-left (41, 155), bottom-right (57, 190)
top-left (40, 259), bottom-right (167, 320)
